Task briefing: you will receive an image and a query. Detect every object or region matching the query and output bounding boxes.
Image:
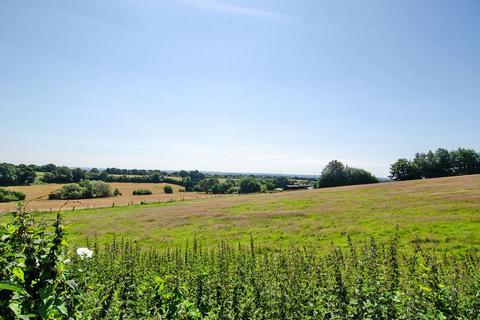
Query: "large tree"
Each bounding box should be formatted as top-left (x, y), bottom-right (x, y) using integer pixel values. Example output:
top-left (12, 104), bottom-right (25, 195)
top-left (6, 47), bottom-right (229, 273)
top-left (0, 163), bottom-right (17, 186)
top-left (389, 159), bottom-right (421, 181)
top-left (16, 164), bottom-right (36, 185)
top-left (317, 160), bottom-right (378, 188)
top-left (239, 177), bottom-right (262, 194)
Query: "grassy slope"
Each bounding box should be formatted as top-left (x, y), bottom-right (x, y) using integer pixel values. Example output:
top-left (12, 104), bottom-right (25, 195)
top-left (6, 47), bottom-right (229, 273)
top-left (3, 174), bottom-right (480, 252)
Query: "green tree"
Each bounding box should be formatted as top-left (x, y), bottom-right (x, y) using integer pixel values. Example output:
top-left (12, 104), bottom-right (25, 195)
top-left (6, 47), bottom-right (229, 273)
top-left (389, 159), bottom-right (420, 181)
top-left (164, 185), bottom-right (173, 194)
top-left (16, 164), bottom-right (36, 185)
top-left (150, 173), bottom-right (162, 183)
top-left (452, 148), bottom-right (480, 175)
top-left (0, 163), bottom-right (17, 186)
top-left (71, 168), bottom-right (86, 183)
top-left (239, 177), bottom-right (261, 194)
top-left (317, 160), bottom-right (378, 187)
top-left (316, 160), bottom-right (348, 188)
top-left (346, 167), bottom-right (378, 185)
top-left (182, 176), bottom-right (194, 192)
top-left (272, 177), bottom-right (291, 189)
top-left (434, 148), bottom-right (454, 177)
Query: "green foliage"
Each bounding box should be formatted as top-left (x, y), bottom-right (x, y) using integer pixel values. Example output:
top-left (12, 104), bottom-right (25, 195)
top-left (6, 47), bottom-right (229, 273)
top-left (182, 171), bottom-right (206, 192)
top-left (390, 158), bottom-right (421, 181)
top-left (391, 147), bottom-right (480, 181)
top-left (316, 160), bottom-right (378, 188)
top-left (113, 188), bottom-right (122, 197)
top-left (57, 237), bottom-right (480, 318)
top-left (239, 177), bottom-right (262, 194)
top-left (0, 163), bottom-right (36, 186)
top-left (71, 168), bottom-right (86, 182)
top-left (48, 181), bottom-right (112, 200)
top-left (164, 185), bottom-right (173, 194)
top-left (0, 206), bottom-right (74, 319)
top-left (42, 166), bottom-right (74, 184)
top-left (0, 188), bottom-right (26, 203)
top-left (193, 178), bottom-right (235, 194)
top-left (271, 176), bottom-right (291, 189)
top-left (132, 189), bottom-right (153, 195)
top-left (1, 206), bottom-right (480, 319)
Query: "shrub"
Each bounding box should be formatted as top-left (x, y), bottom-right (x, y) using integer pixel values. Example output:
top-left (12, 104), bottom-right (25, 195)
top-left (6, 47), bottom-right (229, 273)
top-left (0, 188), bottom-right (26, 202)
top-left (89, 181), bottom-right (112, 198)
top-left (48, 181), bottom-right (112, 200)
top-left (132, 189), bottom-right (152, 195)
top-left (113, 188), bottom-right (122, 196)
top-left (163, 185), bottom-right (173, 194)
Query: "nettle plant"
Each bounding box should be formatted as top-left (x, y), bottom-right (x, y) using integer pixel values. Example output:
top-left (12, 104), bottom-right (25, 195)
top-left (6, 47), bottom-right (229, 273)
top-left (0, 204), bottom-right (75, 319)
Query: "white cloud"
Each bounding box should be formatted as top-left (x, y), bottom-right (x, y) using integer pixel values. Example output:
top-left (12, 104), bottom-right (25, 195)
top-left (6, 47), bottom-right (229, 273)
top-left (175, 0), bottom-right (284, 19)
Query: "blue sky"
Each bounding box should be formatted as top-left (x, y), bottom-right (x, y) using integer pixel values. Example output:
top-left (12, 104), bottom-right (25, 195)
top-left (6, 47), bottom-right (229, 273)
top-left (1, 0), bottom-right (479, 176)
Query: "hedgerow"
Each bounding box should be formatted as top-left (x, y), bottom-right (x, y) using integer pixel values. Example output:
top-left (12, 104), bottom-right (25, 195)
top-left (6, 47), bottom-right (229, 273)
top-left (132, 189), bottom-right (153, 196)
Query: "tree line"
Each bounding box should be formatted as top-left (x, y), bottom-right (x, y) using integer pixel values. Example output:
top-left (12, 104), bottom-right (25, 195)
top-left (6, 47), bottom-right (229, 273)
top-left (0, 163), bottom-right (184, 186)
top-left (105, 167), bottom-right (169, 176)
top-left (0, 163), bottom-right (36, 186)
top-left (390, 147), bottom-right (480, 181)
top-left (184, 175), bottom-right (295, 194)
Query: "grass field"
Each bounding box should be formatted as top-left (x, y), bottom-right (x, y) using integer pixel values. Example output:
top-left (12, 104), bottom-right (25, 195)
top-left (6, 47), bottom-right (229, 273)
top-left (0, 182), bottom-right (213, 213)
top-left (2, 174), bottom-right (480, 252)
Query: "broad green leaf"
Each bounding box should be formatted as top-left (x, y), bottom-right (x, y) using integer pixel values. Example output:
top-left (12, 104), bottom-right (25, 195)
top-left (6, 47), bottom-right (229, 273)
top-left (0, 282), bottom-right (26, 293)
top-left (12, 267), bottom-right (25, 281)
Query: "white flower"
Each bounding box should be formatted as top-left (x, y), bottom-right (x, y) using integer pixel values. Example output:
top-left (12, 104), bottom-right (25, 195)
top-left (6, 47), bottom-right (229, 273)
top-left (76, 247), bottom-right (93, 259)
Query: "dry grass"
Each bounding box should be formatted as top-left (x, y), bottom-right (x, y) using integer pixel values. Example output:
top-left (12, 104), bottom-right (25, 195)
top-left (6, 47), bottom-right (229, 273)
top-left (0, 182), bottom-right (216, 212)
top-left (2, 175), bottom-right (480, 252)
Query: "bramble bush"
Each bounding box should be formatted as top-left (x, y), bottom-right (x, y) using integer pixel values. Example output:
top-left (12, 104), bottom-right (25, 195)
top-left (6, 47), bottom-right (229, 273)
top-left (1, 207), bottom-right (480, 319)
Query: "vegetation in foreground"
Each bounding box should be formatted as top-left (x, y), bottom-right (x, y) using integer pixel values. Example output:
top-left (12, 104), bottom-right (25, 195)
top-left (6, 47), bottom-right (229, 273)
top-left (1, 207), bottom-right (480, 319)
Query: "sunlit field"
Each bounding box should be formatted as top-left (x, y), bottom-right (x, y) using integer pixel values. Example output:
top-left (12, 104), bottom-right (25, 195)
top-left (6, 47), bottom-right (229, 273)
top-left (4, 174), bottom-right (478, 252)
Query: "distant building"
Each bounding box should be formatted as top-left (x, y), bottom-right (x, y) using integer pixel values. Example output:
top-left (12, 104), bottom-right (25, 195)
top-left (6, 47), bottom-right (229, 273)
top-left (285, 184), bottom-right (311, 191)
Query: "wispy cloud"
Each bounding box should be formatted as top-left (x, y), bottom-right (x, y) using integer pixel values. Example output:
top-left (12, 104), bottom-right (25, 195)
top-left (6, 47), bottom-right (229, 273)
top-left (175, 0), bottom-right (285, 19)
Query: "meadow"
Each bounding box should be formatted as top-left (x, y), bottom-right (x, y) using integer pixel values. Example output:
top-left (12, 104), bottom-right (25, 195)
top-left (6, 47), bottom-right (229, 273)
top-left (2, 175), bottom-right (480, 319)
top-left (0, 182), bottom-right (214, 213)
top-left (3, 174), bottom-right (479, 252)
